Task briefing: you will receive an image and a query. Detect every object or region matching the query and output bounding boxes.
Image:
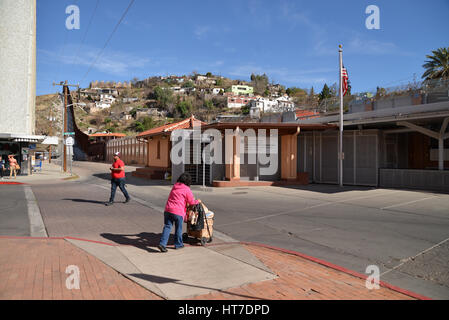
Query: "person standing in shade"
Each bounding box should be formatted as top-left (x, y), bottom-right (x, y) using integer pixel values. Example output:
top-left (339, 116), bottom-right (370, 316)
top-left (105, 152), bottom-right (130, 206)
top-left (8, 155), bottom-right (18, 179)
top-left (0, 156), bottom-right (5, 180)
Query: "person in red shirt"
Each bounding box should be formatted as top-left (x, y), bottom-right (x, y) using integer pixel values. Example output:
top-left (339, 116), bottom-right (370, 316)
top-left (105, 152), bottom-right (130, 206)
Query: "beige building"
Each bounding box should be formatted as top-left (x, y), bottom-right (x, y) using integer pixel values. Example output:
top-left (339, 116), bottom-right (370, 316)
top-left (0, 0), bottom-right (45, 174)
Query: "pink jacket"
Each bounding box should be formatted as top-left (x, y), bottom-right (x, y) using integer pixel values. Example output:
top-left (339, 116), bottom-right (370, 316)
top-left (164, 182), bottom-right (199, 218)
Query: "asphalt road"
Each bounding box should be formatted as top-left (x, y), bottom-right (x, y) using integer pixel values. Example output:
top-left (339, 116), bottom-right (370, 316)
top-left (15, 161), bottom-right (449, 299)
top-left (0, 185), bottom-right (30, 237)
top-left (73, 161), bottom-right (449, 299)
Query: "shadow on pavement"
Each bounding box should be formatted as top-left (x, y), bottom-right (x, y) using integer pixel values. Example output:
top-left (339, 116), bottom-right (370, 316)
top-left (283, 184), bottom-right (378, 194)
top-left (93, 172), bottom-right (172, 187)
top-left (128, 273), bottom-right (265, 299)
top-left (101, 232), bottom-right (168, 253)
top-left (63, 198), bottom-right (107, 205)
top-left (128, 273), bottom-right (180, 284)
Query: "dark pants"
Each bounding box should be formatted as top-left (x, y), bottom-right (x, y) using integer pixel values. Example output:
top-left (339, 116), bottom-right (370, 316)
top-left (159, 211), bottom-right (184, 249)
top-left (109, 178), bottom-right (130, 202)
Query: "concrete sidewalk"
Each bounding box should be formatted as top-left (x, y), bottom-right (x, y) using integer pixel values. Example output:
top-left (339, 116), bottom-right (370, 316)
top-left (1, 162), bottom-right (75, 185)
top-left (0, 237), bottom-right (426, 300)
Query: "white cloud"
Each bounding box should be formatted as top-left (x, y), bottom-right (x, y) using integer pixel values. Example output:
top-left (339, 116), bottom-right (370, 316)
top-left (194, 25), bottom-right (232, 40)
top-left (38, 45), bottom-right (153, 76)
top-left (194, 26), bottom-right (211, 39)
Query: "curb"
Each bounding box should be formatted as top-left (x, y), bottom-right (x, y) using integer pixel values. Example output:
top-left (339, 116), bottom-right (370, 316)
top-left (24, 186), bottom-right (48, 237)
top-left (206, 241), bottom-right (433, 301)
top-left (0, 181), bottom-right (27, 185)
top-left (0, 235), bottom-right (118, 247)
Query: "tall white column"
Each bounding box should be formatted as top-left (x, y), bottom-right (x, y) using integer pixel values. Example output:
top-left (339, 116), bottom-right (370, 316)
top-left (338, 45), bottom-right (344, 186)
top-left (0, 0), bottom-right (36, 135)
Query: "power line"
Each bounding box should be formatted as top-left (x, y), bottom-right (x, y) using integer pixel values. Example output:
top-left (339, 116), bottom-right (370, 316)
top-left (71, 0), bottom-right (100, 66)
top-left (79, 0), bottom-right (135, 84)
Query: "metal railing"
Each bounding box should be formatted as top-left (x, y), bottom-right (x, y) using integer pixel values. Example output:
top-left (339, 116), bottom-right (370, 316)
top-left (316, 78), bottom-right (449, 114)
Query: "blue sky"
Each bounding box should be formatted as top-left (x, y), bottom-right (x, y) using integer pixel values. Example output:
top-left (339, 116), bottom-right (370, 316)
top-left (36, 0), bottom-right (449, 96)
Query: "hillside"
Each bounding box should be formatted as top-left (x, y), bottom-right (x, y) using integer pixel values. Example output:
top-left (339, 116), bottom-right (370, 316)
top-left (36, 73), bottom-right (318, 137)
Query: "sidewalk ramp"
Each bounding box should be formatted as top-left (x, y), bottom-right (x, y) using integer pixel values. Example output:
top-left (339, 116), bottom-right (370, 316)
top-left (67, 239), bottom-right (277, 300)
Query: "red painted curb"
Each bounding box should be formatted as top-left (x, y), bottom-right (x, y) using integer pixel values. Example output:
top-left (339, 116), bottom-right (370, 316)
top-left (64, 236), bottom-right (118, 247)
top-left (0, 182), bottom-right (26, 185)
top-left (0, 236), bottom-right (118, 247)
top-left (206, 241), bottom-right (432, 301)
top-left (0, 236), bottom-right (62, 240)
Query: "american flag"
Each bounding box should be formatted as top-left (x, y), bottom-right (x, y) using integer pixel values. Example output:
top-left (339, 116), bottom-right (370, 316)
top-left (341, 66), bottom-right (349, 96)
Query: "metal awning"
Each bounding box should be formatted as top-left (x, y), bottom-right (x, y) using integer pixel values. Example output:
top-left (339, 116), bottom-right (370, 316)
top-left (0, 133), bottom-right (46, 143)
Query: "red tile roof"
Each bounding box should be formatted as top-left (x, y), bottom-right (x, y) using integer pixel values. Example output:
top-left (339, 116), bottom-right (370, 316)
top-left (90, 133), bottom-right (126, 137)
top-left (295, 110), bottom-right (320, 119)
top-left (137, 116), bottom-right (206, 138)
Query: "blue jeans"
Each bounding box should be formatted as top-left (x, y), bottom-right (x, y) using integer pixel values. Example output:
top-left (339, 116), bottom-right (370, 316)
top-left (159, 211), bottom-right (184, 248)
top-left (109, 178), bottom-right (130, 202)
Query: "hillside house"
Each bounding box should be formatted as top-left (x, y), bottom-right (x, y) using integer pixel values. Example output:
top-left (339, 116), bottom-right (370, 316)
top-left (227, 95), bottom-right (257, 109)
top-left (231, 85), bottom-right (254, 96)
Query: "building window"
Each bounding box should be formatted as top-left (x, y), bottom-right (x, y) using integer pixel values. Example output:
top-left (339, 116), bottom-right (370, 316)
top-left (157, 140), bottom-right (161, 159)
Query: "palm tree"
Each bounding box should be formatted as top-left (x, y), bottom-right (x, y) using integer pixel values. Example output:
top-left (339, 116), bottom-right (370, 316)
top-left (422, 47), bottom-right (449, 80)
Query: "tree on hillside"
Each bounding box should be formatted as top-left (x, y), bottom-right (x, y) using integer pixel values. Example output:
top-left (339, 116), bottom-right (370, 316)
top-left (306, 86), bottom-right (319, 107)
top-left (251, 73), bottom-right (269, 95)
top-left (286, 87), bottom-right (307, 98)
top-left (346, 80), bottom-right (352, 96)
top-left (329, 83), bottom-right (338, 97)
top-left (153, 86), bottom-right (174, 109)
top-left (318, 83), bottom-right (331, 101)
top-left (182, 80), bottom-right (194, 88)
top-left (216, 78), bottom-right (224, 87)
top-left (422, 47), bottom-right (449, 80)
top-left (176, 100), bottom-right (192, 118)
top-left (204, 100), bottom-right (214, 110)
top-left (130, 77), bottom-right (139, 87)
top-left (133, 117), bottom-right (156, 132)
top-left (241, 104), bottom-right (250, 115)
top-left (309, 86), bottom-right (315, 97)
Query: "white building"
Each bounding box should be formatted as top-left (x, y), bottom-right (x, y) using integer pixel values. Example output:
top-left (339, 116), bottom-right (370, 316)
top-left (95, 94), bottom-right (116, 109)
top-left (227, 95), bottom-right (257, 109)
top-left (212, 88), bottom-right (224, 95)
top-left (249, 95), bottom-right (295, 113)
top-left (0, 0), bottom-right (47, 175)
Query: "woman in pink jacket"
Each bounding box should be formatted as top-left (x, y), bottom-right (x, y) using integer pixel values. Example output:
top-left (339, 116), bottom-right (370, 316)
top-left (158, 173), bottom-right (200, 252)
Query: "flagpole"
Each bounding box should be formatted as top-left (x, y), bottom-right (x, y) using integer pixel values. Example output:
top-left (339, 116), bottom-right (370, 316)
top-left (339, 45), bottom-right (343, 187)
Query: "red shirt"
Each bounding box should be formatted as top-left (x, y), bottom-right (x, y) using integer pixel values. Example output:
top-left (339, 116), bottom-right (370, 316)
top-left (111, 159), bottom-right (125, 179)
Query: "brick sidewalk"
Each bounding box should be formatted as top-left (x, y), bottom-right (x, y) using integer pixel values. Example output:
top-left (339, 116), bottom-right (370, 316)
top-left (0, 238), bottom-right (424, 300)
top-left (0, 239), bottom-right (162, 300)
top-left (192, 244), bottom-right (419, 300)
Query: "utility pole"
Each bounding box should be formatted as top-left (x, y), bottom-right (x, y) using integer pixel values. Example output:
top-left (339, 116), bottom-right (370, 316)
top-left (63, 82), bottom-right (68, 172)
top-left (53, 81), bottom-right (80, 172)
top-left (48, 100), bottom-right (53, 164)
